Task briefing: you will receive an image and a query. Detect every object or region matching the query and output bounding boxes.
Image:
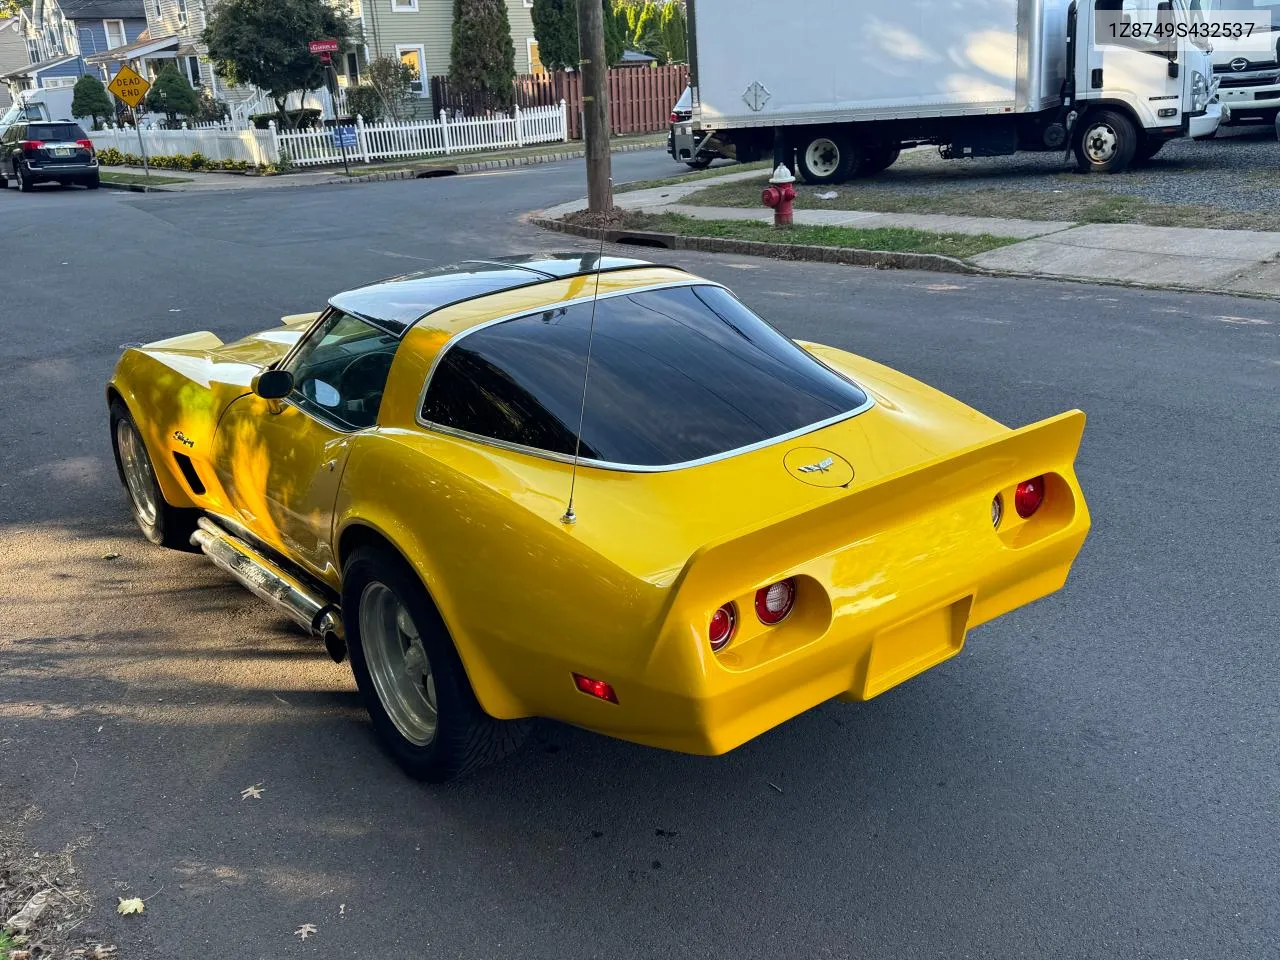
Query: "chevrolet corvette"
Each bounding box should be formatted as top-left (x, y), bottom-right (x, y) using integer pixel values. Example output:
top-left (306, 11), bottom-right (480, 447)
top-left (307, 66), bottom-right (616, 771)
top-left (107, 255), bottom-right (1090, 781)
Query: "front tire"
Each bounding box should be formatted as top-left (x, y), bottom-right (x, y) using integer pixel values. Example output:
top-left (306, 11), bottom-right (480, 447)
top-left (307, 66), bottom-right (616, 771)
top-left (108, 399), bottom-right (198, 549)
top-left (343, 545), bottom-right (531, 782)
top-left (795, 131), bottom-right (860, 184)
top-left (1074, 109), bottom-right (1138, 173)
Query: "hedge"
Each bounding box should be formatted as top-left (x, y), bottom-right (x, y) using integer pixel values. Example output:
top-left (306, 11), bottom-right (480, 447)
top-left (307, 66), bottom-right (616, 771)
top-left (95, 146), bottom-right (285, 175)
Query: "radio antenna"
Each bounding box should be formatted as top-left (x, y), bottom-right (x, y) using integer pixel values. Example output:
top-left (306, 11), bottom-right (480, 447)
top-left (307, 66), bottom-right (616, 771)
top-left (560, 193), bottom-right (611, 526)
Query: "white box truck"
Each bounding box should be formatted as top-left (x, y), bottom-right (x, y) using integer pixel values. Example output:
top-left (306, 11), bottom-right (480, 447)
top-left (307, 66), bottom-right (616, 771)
top-left (676, 0), bottom-right (1221, 181)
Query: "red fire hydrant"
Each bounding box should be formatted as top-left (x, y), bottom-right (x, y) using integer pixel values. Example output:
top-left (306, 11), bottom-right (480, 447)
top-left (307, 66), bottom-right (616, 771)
top-left (762, 163), bottom-right (797, 228)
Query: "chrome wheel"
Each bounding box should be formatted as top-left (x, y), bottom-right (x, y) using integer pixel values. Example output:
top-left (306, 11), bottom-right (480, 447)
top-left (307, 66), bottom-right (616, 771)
top-left (1083, 123), bottom-right (1118, 164)
top-left (360, 582), bottom-right (438, 746)
top-left (115, 419), bottom-right (158, 526)
top-left (804, 137), bottom-right (842, 178)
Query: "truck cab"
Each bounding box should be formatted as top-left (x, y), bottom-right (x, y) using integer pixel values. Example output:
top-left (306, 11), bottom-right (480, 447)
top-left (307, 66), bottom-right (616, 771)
top-left (1193, 0), bottom-right (1280, 128)
top-left (1075, 0), bottom-right (1221, 166)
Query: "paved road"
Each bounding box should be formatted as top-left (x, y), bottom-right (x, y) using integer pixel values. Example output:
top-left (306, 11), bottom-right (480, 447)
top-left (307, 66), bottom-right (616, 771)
top-left (1, 151), bottom-right (1277, 960)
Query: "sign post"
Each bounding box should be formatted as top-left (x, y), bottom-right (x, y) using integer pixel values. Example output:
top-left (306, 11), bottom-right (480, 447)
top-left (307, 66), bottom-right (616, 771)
top-left (309, 40), bottom-right (349, 174)
top-left (107, 65), bottom-right (152, 180)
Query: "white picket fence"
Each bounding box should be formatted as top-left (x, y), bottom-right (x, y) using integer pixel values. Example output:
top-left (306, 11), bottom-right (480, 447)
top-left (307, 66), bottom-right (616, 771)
top-left (277, 102), bottom-right (569, 167)
top-left (90, 101), bottom-right (569, 170)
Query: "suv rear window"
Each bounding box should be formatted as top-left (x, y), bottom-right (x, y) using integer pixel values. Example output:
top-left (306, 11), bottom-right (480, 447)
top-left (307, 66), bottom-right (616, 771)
top-left (28, 122), bottom-right (87, 141)
top-left (421, 284), bottom-right (870, 468)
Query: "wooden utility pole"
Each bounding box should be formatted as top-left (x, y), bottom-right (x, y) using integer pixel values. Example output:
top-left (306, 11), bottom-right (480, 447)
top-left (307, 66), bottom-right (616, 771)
top-left (577, 0), bottom-right (613, 213)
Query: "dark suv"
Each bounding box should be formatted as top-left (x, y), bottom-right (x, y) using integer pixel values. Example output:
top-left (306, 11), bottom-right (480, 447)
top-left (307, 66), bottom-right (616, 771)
top-left (0, 121), bottom-right (100, 192)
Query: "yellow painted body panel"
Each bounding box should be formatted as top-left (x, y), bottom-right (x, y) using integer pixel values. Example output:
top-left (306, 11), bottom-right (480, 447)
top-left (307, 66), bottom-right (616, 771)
top-left (109, 268), bottom-right (1091, 755)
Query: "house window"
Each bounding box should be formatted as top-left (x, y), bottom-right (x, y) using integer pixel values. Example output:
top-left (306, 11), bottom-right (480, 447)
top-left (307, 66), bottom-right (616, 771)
top-left (527, 38), bottom-right (543, 74)
top-left (177, 0), bottom-right (188, 29)
top-left (186, 55), bottom-right (202, 88)
top-left (390, 0), bottom-right (418, 11)
top-left (396, 44), bottom-right (426, 96)
top-left (42, 76), bottom-right (77, 89)
top-left (345, 52), bottom-right (360, 84)
top-left (104, 19), bottom-right (127, 49)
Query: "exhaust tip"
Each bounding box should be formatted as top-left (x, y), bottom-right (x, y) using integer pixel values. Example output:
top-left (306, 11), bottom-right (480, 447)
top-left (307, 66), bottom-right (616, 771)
top-left (323, 629), bottom-right (347, 664)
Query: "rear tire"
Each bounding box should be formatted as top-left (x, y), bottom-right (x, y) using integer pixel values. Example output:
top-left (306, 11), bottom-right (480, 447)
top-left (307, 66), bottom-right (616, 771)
top-left (108, 398), bottom-right (199, 549)
top-left (1074, 109), bottom-right (1138, 173)
top-left (15, 162), bottom-right (33, 192)
top-left (85, 172), bottom-right (100, 190)
top-left (856, 143), bottom-right (901, 178)
top-left (795, 130), bottom-right (860, 184)
top-left (343, 545), bottom-right (531, 782)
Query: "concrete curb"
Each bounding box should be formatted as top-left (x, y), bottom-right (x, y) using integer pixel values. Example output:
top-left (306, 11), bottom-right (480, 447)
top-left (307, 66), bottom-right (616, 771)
top-left (100, 180), bottom-right (179, 193)
top-left (529, 216), bottom-right (985, 276)
top-left (330, 139), bottom-right (665, 184)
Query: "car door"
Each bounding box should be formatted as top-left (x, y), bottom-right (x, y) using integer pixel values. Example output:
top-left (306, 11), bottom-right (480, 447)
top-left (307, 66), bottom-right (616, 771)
top-left (1090, 0), bottom-right (1186, 115)
top-left (210, 309), bottom-right (401, 584)
top-left (4, 124), bottom-right (23, 171)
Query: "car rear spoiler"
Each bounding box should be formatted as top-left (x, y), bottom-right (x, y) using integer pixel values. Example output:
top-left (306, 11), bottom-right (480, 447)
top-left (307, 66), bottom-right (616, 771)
top-left (656, 410), bottom-right (1089, 653)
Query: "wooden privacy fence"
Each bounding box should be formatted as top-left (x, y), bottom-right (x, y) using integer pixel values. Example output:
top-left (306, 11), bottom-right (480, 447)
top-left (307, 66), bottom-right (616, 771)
top-left (431, 64), bottom-right (689, 139)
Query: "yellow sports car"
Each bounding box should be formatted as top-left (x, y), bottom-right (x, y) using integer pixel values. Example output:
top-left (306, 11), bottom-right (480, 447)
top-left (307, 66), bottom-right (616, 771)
top-left (108, 255), bottom-right (1090, 781)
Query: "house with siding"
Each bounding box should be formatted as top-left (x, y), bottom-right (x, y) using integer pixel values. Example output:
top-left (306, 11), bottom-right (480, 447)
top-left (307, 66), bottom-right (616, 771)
top-left (348, 0), bottom-right (540, 116)
top-left (1, 0), bottom-right (147, 94)
top-left (0, 18), bottom-right (25, 109)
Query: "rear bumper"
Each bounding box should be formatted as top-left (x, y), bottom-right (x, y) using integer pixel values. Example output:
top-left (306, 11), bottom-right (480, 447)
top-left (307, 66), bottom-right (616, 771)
top-left (26, 159), bottom-right (98, 179)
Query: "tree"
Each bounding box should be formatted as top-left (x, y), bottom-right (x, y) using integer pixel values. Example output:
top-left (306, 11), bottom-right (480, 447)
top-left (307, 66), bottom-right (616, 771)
top-left (658, 1), bottom-right (687, 64)
top-left (144, 65), bottom-right (200, 127)
top-left (366, 56), bottom-right (416, 122)
top-left (203, 0), bottom-right (352, 130)
top-left (531, 0), bottom-right (622, 71)
top-left (450, 0), bottom-right (516, 109)
top-left (71, 74), bottom-right (114, 129)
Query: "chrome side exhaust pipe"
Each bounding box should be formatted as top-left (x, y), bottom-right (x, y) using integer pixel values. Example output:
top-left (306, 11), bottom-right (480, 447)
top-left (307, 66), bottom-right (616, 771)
top-left (191, 517), bottom-right (347, 661)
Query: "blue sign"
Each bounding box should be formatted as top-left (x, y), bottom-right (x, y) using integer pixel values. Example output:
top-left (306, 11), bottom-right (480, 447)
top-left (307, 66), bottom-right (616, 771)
top-left (332, 127), bottom-right (358, 149)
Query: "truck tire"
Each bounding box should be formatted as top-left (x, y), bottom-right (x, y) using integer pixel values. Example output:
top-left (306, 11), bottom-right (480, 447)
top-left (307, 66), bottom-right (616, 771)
top-left (1074, 110), bottom-right (1138, 173)
top-left (795, 131), bottom-right (860, 184)
top-left (343, 544), bottom-right (532, 782)
top-left (856, 143), bottom-right (901, 178)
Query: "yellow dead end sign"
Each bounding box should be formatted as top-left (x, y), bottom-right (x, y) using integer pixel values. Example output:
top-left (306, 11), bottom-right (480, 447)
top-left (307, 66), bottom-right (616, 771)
top-left (108, 64), bottom-right (150, 108)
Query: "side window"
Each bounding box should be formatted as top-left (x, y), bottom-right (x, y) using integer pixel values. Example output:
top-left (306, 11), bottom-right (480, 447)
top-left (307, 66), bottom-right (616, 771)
top-left (284, 310), bottom-right (400, 431)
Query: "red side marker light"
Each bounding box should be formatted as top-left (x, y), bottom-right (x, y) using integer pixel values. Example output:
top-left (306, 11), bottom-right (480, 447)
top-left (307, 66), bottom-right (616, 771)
top-left (1015, 476), bottom-right (1046, 519)
top-left (709, 602), bottom-right (737, 651)
top-left (573, 673), bottom-right (618, 703)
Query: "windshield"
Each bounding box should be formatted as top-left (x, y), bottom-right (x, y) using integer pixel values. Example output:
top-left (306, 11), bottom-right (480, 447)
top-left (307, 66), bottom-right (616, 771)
top-left (421, 284), bottom-right (871, 469)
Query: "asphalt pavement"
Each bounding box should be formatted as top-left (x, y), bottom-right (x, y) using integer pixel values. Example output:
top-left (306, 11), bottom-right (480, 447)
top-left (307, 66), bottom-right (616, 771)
top-left (1, 150), bottom-right (1277, 960)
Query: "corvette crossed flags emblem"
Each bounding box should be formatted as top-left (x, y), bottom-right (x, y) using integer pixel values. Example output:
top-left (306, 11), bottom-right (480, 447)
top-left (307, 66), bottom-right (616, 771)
top-left (797, 457), bottom-right (836, 474)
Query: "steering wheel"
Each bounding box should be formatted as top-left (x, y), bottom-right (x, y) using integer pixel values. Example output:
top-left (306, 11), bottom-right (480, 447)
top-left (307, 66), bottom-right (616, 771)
top-left (337, 351), bottom-right (395, 410)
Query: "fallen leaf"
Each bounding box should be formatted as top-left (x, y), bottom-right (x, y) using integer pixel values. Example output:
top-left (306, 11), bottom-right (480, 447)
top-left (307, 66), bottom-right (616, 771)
top-left (295, 923), bottom-right (317, 940)
top-left (116, 897), bottom-right (145, 915)
top-left (10, 950), bottom-right (31, 960)
top-left (101, 552), bottom-right (120, 560)
top-left (240, 784), bottom-right (265, 800)
top-left (91, 947), bottom-right (119, 959)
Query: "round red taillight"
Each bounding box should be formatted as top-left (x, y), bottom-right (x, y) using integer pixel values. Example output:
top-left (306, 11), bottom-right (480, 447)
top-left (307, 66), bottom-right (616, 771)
top-left (755, 578), bottom-right (796, 625)
top-left (709, 602), bottom-right (737, 651)
top-left (1015, 476), bottom-right (1046, 519)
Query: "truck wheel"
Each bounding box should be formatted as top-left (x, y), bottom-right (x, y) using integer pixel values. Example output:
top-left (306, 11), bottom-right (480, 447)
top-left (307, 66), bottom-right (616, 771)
top-left (1074, 110), bottom-right (1137, 173)
top-left (685, 157), bottom-right (713, 170)
top-left (856, 143), bottom-right (901, 178)
top-left (343, 545), bottom-right (532, 782)
top-left (108, 399), bottom-right (199, 549)
top-left (795, 132), bottom-right (860, 184)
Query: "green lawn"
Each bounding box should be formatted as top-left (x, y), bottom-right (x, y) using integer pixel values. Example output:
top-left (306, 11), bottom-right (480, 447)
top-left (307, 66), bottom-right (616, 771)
top-left (683, 175), bottom-right (1280, 232)
top-left (618, 211), bottom-right (1017, 257)
top-left (1, 930), bottom-right (14, 959)
top-left (101, 171), bottom-right (192, 186)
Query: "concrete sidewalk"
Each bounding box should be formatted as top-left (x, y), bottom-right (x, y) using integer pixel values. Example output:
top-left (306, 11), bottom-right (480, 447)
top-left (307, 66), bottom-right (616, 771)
top-left (542, 171), bottom-right (1280, 297)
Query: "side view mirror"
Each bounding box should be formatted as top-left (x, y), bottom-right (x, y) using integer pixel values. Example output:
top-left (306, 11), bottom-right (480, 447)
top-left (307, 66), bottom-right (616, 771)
top-left (252, 368), bottom-right (294, 400)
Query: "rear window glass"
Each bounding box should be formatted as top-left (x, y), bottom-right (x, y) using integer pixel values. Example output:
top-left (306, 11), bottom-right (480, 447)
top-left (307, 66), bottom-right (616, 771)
top-left (421, 284), bottom-right (869, 468)
top-left (29, 123), bottom-right (86, 141)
